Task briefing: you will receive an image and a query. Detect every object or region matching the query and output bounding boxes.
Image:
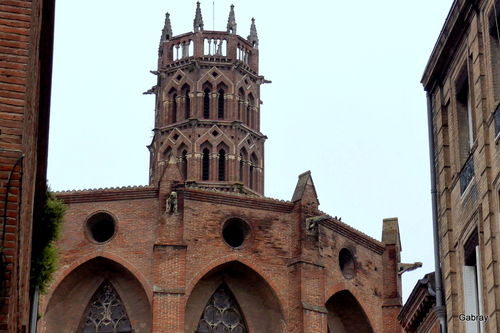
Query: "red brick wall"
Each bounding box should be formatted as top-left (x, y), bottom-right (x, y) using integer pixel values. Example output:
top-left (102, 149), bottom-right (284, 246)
top-left (0, 6), bottom-right (32, 328)
top-left (0, 0), bottom-right (54, 332)
top-left (38, 185), bottom-right (401, 333)
top-left (38, 188), bottom-right (157, 333)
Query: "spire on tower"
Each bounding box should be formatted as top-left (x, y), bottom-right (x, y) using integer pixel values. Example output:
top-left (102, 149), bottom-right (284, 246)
top-left (193, 1), bottom-right (204, 32)
top-left (247, 18), bottom-right (259, 48)
top-left (161, 13), bottom-right (173, 42)
top-left (158, 13), bottom-right (173, 56)
top-left (227, 4), bottom-right (237, 34)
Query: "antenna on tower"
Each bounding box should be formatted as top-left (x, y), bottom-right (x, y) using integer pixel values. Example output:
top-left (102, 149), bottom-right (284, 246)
top-left (213, 1), bottom-right (215, 30)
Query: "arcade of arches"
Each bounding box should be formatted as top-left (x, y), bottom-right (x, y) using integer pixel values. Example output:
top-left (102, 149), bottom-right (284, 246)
top-left (43, 258), bottom-right (376, 333)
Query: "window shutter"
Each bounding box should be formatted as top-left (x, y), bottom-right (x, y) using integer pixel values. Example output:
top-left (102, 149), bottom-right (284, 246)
top-left (475, 246), bottom-right (485, 333)
top-left (463, 265), bottom-right (479, 333)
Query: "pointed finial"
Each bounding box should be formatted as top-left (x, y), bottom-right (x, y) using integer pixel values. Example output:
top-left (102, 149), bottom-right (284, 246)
top-left (159, 13), bottom-right (173, 56)
top-left (247, 18), bottom-right (259, 48)
top-left (227, 4), bottom-right (237, 34)
top-left (194, 1), bottom-right (204, 32)
top-left (161, 13), bottom-right (173, 42)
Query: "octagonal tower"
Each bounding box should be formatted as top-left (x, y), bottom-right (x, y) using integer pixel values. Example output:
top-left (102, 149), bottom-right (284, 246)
top-left (148, 2), bottom-right (267, 196)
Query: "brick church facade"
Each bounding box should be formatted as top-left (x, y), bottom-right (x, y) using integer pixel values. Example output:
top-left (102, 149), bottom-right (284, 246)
top-left (38, 3), bottom-right (404, 332)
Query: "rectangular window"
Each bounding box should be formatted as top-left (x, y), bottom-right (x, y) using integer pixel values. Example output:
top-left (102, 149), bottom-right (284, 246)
top-left (463, 231), bottom-right (485, 332)
top-left (456, 66), bottom-right (475, 194)
top-left (489, 6), bottom-right (500, 102)
top-left (463, 264), bottom-right (480, 332)
top-left (457, 72), bottom-right (474, 163)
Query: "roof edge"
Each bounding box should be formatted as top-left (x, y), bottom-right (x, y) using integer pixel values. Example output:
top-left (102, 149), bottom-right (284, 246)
top-left (421, 0), bottom-right (473, 91)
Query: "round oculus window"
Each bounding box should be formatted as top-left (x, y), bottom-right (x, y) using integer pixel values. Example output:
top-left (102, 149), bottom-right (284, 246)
top-left (86, 212), bottom-right (116, 243)
top-left (222, 218), bottom-right (250, 248)
top-left (339, 248), bottom-right (356, 279)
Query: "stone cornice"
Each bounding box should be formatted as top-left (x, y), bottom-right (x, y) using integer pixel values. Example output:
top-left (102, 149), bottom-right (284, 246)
top-left (154, 118), bottom-right (267, 140)
top-left (422, 0), bottom-right (477, 91)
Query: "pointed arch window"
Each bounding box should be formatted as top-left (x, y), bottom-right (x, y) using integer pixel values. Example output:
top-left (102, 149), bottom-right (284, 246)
top-left (249, 165), bottom-right (254, 190)
top-left (204, 88), bottom-right (211, 119)
top-left (238, 89), bottom-right (245, 121)
top-left (185, 90), bottom-right (191, 119)
top-left (172, 93), bottom-right (178, 123)
top-left (80, 281), bottom-right (132, 333)
top-left (196, 284), bottom-right (248, 333)
top-left (247, 94), bottom-right (255, 127)
top-left (239, 149), bottom-right (248, 184)
top-left (246, 106), bottom-right (251, 126)
top-left (218, 149), bottom-right (226, 181)
top-left (202, 148), bottom-right (210, 181)
top-left (249, 154), bottom-right (258, 190)
top-left (239, 154), bottom-right (244, 182)
top-left (218, 89), bottom-right (225, 119)
top-left (181, 150), bottom-right (188, 179)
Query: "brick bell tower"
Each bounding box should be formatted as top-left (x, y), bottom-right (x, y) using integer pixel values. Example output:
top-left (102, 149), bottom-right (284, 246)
top-left (147, 2), bottom-right (267, 195)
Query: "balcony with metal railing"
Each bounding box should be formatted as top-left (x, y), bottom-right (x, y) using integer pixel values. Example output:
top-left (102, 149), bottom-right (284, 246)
top-left (494, 102), bottom-right (500, 140)
top-left (459, 154), bottom-right (474, 194)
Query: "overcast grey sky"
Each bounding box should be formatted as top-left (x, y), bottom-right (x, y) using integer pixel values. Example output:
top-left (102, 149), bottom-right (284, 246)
top-left (48, 1), bottom-right (455, 301)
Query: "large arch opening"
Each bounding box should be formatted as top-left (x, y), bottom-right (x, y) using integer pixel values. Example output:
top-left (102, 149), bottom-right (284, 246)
top-left (42, 257), bottom-right (151, 333)
top-left (185, 261), bottom-right (284, 332)
top-left (325, 290), bottom-right (374, 333)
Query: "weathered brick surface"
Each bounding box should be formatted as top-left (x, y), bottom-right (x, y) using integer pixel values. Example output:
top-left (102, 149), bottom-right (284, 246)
top-left (0, 0), bottom-right (54, 332)
top-left (37, 6), bottom-right (401, 333)
top-left (37, 180), bottom-right (402, 332)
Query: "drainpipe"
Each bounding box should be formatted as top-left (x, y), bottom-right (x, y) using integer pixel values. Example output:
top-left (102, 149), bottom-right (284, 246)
top-left (29, 286), bottom-right (39, 333)
top-left (426, 91), bottom-right (447, 332)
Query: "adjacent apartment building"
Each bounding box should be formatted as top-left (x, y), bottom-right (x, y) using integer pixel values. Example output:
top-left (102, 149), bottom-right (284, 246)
top-left (401, 0), bottom-right (500, 332)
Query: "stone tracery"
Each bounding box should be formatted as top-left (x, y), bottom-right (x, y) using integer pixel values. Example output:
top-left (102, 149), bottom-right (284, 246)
top-left (80, 282), bottom-right (132, 333)
top-left (196, 284), bottom-right (247, 333)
